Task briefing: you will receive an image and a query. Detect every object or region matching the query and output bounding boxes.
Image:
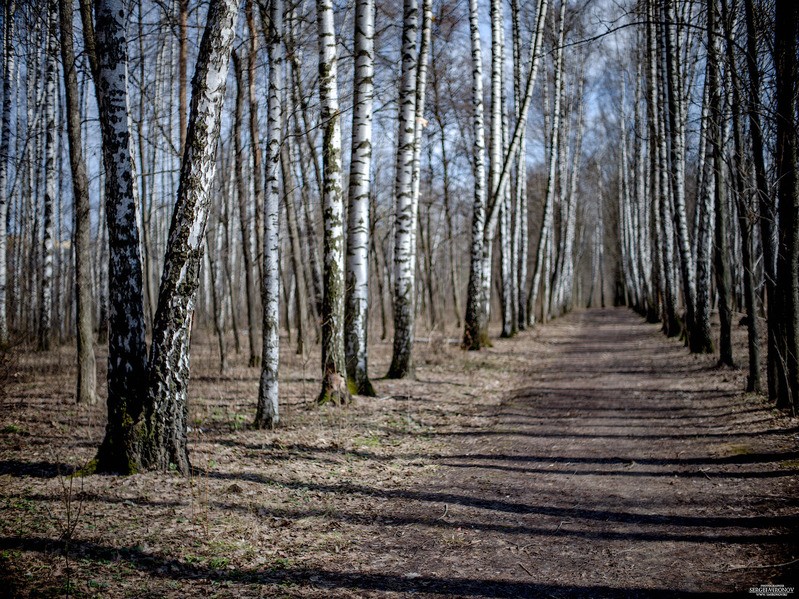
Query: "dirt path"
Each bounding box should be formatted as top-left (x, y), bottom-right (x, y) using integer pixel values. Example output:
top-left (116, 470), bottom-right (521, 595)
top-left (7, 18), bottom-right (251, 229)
top-left (351, 309), bottom-right (799, 597)
top-left (2, 308), bottom-right (797, 598)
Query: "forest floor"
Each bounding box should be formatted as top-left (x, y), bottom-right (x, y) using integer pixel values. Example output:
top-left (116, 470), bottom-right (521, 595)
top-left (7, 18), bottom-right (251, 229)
top-left (1, 308), bottom-right (798, 598)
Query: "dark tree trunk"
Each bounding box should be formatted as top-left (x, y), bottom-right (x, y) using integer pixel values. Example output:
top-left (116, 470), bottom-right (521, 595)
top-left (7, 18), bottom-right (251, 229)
top-left (707, 0), bottom-right (734, 368)
top-left (773, 0), bottom-right (799, 412)
top-left (88, 0), bottom-right (149, 475)
top-left (59, 0), bottom-right (97, 405)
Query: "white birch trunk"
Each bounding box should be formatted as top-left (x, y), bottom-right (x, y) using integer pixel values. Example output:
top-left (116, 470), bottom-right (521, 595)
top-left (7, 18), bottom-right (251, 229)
top-left (409, 0), bottom-right (432, 249)
top-left (39, 8), bottom-right (57, 351)
top-left (462, 0), bottom-right (487, 349)
top-left (256, 0), bottom-right (283, 426)
top-left (345, 0), bottom-right (375, 396)
top-left (0, 0), bottom-right (14, 345)
top-left (664, 0), bottom-right (702, 350)
top-left (530, 0), bottom-right (564, 325)
top-left (316, 0), bottom-right (350, 402)
top-left (89, 0), bottom-right (149, 473)
top-left (511, 0), bottom-right (527, 330)
top-left (387, 0), bottom-right (419, 378)
top-left (143, 0), bottom-right (240, 472)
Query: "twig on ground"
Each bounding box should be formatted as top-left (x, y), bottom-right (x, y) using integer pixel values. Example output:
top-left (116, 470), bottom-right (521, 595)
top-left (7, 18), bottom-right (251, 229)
top-left (436, 504), bottom-right (449, 520)
top-left (518, 562), bottom-right (535, 577)
top-left (700, 557), bottom-right (799, 573)
top-left (725, 557), bottom-right (799, 571)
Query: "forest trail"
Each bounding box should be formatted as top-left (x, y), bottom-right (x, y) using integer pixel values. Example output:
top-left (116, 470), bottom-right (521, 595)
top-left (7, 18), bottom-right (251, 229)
top-left (2, 308), bottom-right (798, 598)
top-left (353, 308), bottom-right (799, 597)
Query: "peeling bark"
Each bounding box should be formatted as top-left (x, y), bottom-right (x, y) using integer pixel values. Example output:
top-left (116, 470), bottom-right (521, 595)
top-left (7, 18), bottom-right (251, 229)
top-left (142, 0), bottom-right (241, 472)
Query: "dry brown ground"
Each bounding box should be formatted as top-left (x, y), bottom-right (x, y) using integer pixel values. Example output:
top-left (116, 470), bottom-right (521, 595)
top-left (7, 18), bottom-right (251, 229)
top-left (0, 308), bottom-right (797, 598)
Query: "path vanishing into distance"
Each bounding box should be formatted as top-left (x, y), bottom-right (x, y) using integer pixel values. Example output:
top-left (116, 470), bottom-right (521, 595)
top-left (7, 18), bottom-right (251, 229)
top-left (2, 309), bottom-right (798, 598)
top-left (353, 309), bottom-right (799, 597)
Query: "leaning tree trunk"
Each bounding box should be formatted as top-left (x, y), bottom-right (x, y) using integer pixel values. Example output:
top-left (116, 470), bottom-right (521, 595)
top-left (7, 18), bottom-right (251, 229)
top-left (87, 0), bottom-right (149, 475)
top-left (387, 0), bottom-right (419, 378)
top-left (511, 0), bottom-right (527, 331)
top-left (530, 0), bottom-right (564, 326)
top-left (0, 0), bottom-right (15, 345)
top-left (59, 0), bottom-right (97, 404)
top-left (345, 0), bottom-right (376, 396)
top-left (255, 0), bottom-right (283, 427)
top-left (462, 0), bottom-right (487, 350)
top-left (141, 0), bottom-right (240, 472)
top-left (316, 0), bottom-right (351, 403)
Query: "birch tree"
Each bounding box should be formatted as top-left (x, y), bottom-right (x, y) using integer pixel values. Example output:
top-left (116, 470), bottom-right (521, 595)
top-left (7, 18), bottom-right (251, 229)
top-left (345, 0), bottom-right (376, 396)
top-left (387, 0), bottom-right (419, 378)
top-left (0, 0), bottom-right (14, 346)
top-left (462, 0), bottom-right (487, 350)
top-left (316, 0), bottom-right (350, 403)
top-left (141, 0), bottom-right (241, 472)
top-left (256, 0), bottom-right (282, 427)
top-left (39, 7), bottom-right (58, 352)
top-left (87, 0), bottom-right (149, 474)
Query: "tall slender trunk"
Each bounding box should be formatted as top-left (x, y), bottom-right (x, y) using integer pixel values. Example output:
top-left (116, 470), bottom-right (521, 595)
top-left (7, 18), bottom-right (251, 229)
top-left (256, 0), bottom-right (283, 426)
top-left (531, 0), bottom-right (564, 327)
top-left (653, 2), bottom-right (680, 337)
top-left (511, 0), bottom-right (527, 331)
top-left (205, 224), bottom-right (227, 373)
top-left (387, 0), bottom-right (419, 378)
top-left (0, 0), bottom-right (15, 345)
top-left (745, 0), bottom-right (778, 400)
top-left (707, 0), bottom-right (734, 367)
top-left (345, 0), bottom-right (376, 396)
top-left (316, 0), bottom-right (350, 403)
top-left (744, 0), bottom-right (780, 401)
top-left (39, 8), bottom-right (58, 352)
top-left (773, 0), bottom-right (799, 412)
top-left (281, 142), bottom-right (308, 357)
top-left (664, 0), bottom-right (708, 351)
top-left (463, 0), bottom-right (486, 350)
top-left (694, 76), bottom-right (714, 354)
top-left (232, 52), bottom-right (260, 368)
top-left (59, 0), bottom-right (97, 404)
top-left (721, 0), bottom-right (760, 391)
top-left (247, 0), bottom-right (264, 285)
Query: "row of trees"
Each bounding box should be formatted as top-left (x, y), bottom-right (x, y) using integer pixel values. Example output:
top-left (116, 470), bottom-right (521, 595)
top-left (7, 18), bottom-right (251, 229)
top-left (0, 0), bottom-right (795, 473)
top-left (614, 0), bottom-right (798, 413)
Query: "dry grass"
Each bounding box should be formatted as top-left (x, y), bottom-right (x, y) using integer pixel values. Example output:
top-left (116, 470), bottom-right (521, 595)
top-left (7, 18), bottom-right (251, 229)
top-left (0, 322), bottom-right (534, 598)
